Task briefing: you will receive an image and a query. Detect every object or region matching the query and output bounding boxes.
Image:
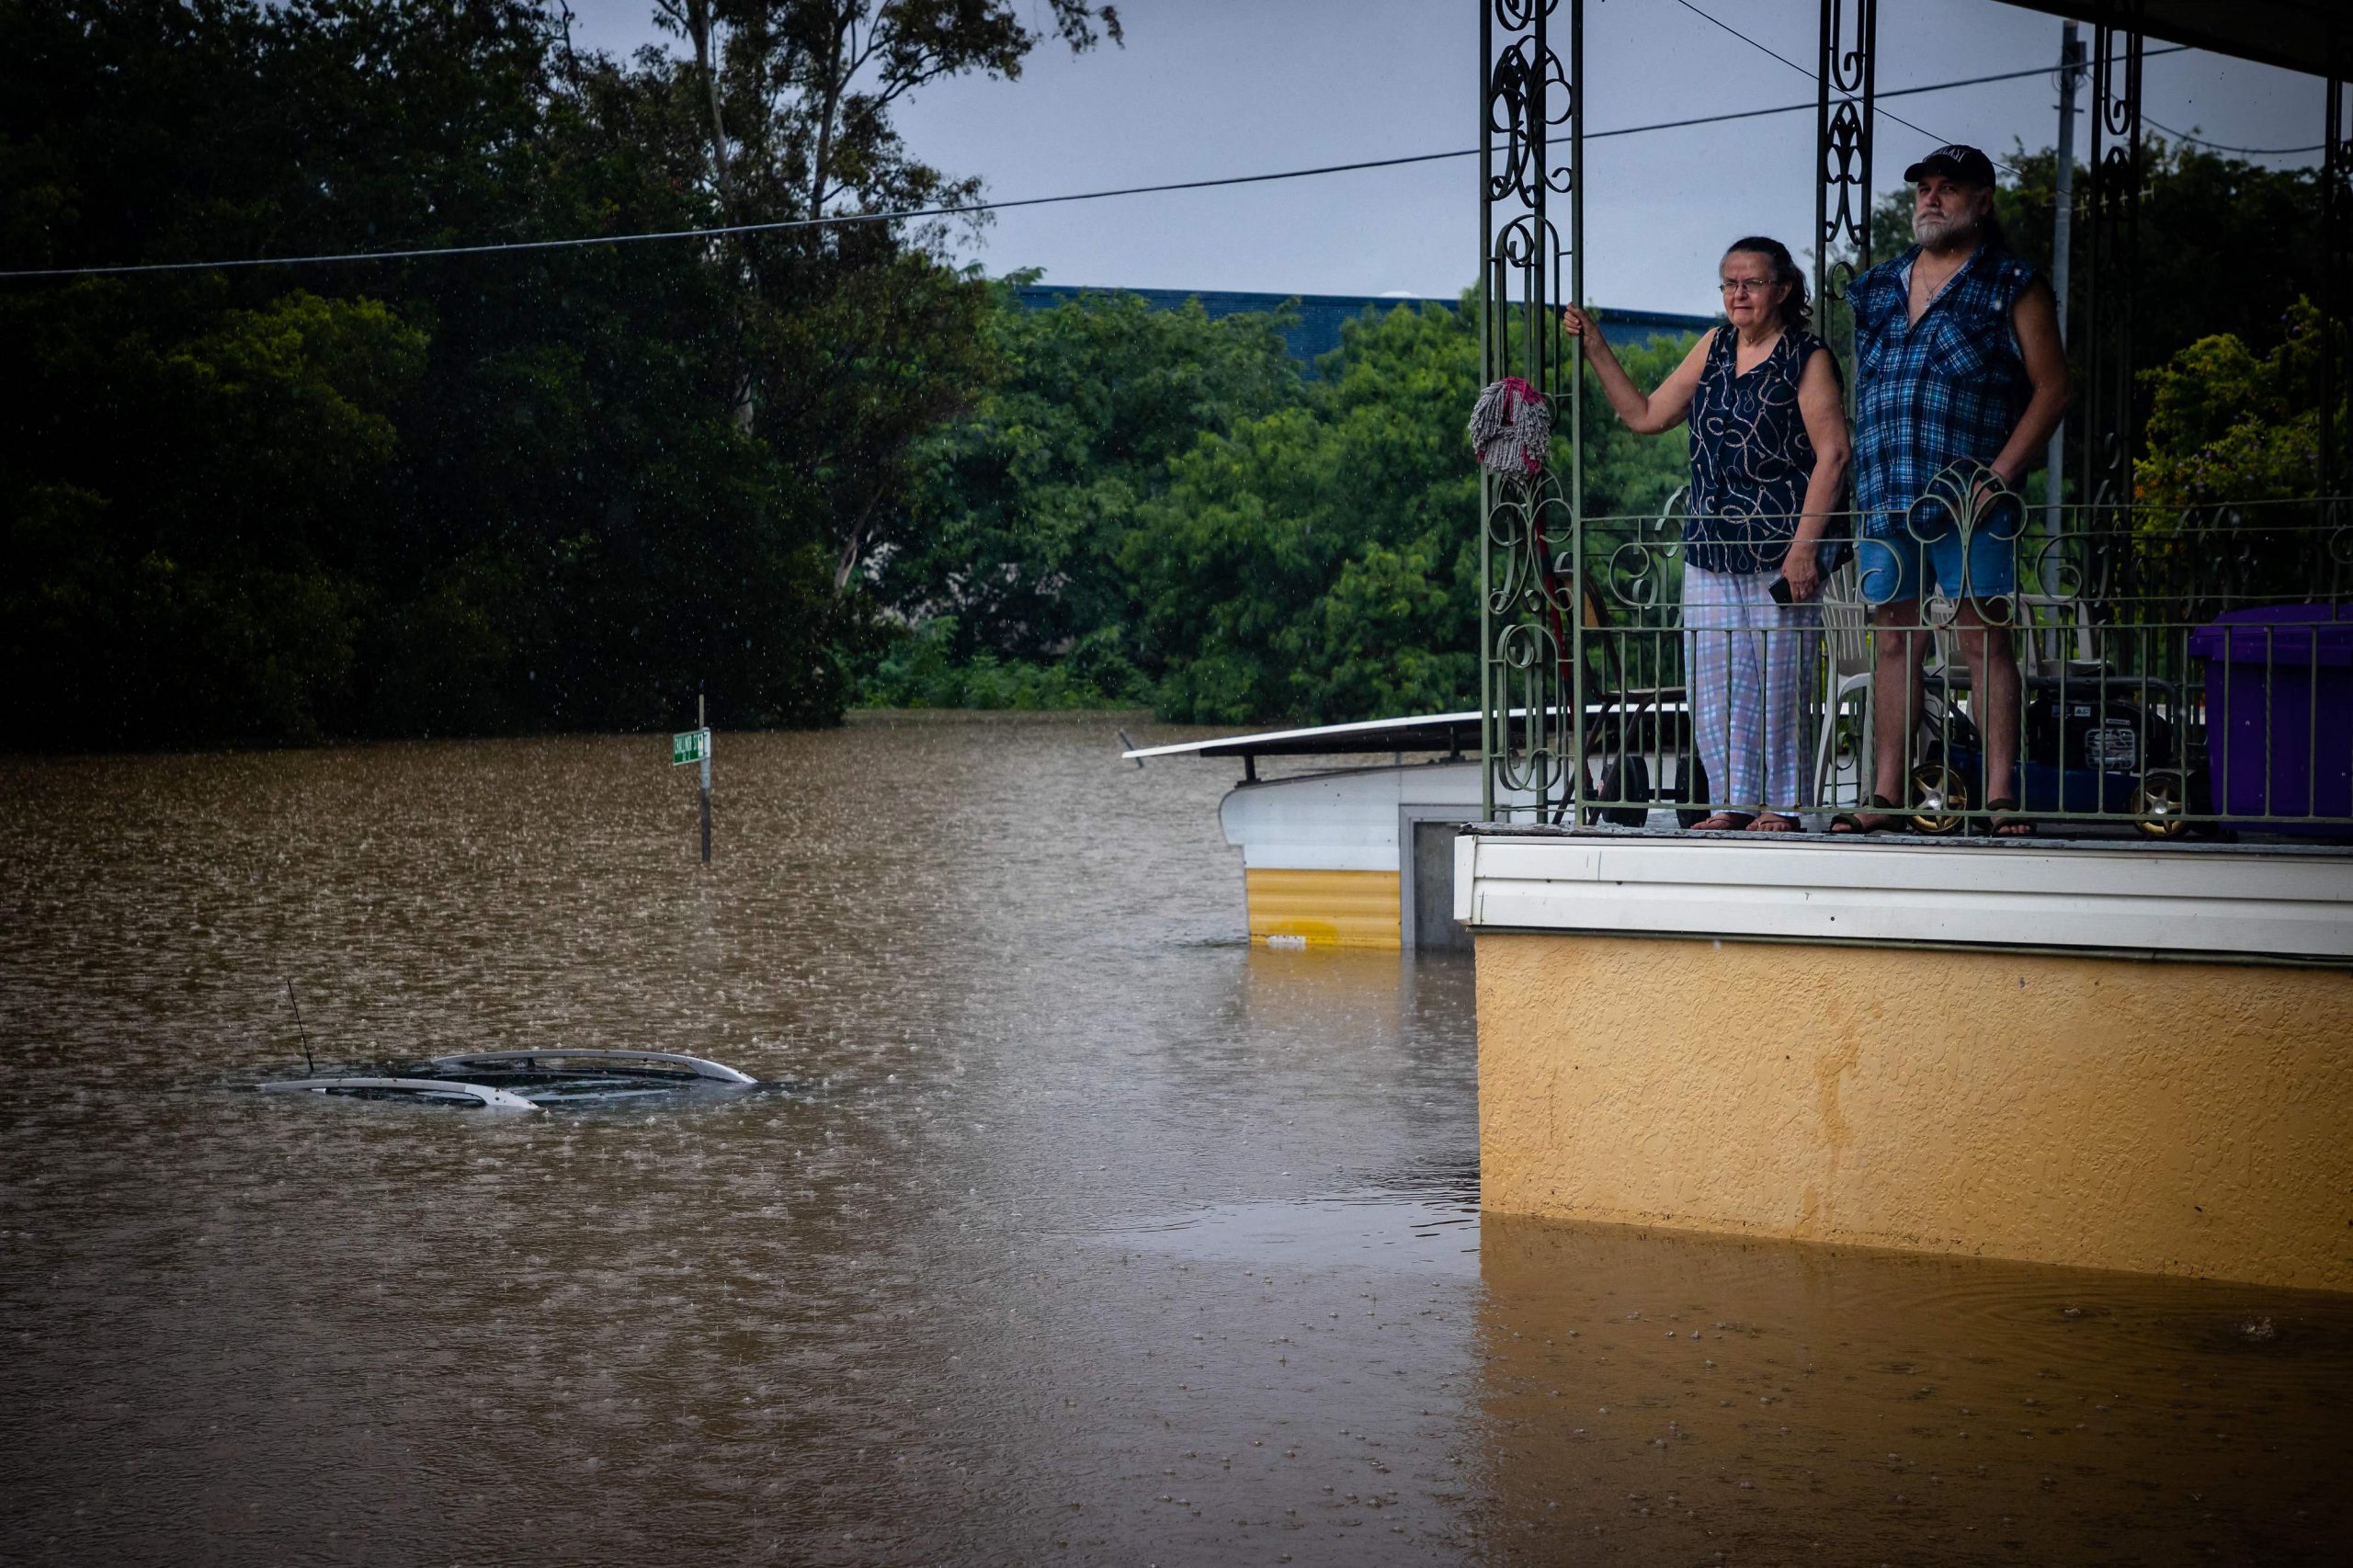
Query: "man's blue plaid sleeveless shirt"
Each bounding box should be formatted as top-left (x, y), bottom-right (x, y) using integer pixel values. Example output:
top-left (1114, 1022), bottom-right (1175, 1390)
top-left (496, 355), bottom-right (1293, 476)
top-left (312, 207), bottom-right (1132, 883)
top-left (1851, 243), bottom-right (2040, 535)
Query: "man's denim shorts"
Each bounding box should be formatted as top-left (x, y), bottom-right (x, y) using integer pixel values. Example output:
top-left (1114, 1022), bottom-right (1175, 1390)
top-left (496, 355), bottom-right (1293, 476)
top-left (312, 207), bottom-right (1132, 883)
top-left (1856, 500), bottom-right (2021, 607)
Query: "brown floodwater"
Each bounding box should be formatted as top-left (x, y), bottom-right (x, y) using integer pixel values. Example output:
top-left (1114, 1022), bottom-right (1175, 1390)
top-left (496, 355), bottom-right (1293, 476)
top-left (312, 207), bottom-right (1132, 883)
top-left (2, 713), bottom-right (2347, 1566)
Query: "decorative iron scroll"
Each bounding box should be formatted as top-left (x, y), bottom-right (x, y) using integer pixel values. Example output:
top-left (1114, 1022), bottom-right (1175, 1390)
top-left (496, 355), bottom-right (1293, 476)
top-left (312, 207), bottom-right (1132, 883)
top-left (1478, 0), bottom-right (1582, 822)
top-left (1814, 0), bottom-right (1876, 406)
top-left (2080, 9), bottom-right (2143, 606)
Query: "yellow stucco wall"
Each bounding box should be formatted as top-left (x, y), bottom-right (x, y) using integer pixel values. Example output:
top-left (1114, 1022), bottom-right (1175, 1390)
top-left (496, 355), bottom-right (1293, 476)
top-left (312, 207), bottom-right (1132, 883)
top-left (1476, 932), bottom-right (2353, 1290)
top-left (1245, 868), bottom-right (1399, 949)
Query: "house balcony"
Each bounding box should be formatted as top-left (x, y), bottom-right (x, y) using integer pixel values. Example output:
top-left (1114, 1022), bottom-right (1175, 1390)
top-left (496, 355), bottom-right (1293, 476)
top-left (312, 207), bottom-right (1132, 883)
top-left (1461, 482), bottom-right (2353, 1291)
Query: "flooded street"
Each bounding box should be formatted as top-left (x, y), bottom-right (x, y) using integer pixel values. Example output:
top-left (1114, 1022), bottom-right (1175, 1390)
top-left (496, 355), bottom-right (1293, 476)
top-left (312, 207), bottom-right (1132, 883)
top-left (3, 714), bottom-right (2348, 1565)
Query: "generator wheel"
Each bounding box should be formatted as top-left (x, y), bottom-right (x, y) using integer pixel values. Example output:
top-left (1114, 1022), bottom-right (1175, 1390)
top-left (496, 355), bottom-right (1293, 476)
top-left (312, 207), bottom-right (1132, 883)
top-left (2133, 768), bottom-right (2190, 838)
top-left (1908, 762), bottom-right (1970, 835)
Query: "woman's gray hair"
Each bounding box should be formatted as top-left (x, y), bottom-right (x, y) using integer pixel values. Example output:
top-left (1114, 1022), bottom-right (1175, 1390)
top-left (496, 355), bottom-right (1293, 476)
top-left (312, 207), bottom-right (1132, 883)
top-left (1723, 235), bottom-right (1811, 333)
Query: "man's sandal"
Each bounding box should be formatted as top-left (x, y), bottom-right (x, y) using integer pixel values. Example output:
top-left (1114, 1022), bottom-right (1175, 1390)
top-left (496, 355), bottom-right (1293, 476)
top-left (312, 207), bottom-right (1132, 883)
top-left (1829, 793), bottom-right (1905, 835)
top-left (1689, 811), bottom-right (1756, 831)
top-left (1983, 798), bottom-right (2038, 838)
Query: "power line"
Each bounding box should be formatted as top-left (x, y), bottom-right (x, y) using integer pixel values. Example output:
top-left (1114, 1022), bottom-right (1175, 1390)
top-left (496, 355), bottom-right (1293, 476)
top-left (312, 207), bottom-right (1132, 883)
top-left (1592, 49), bottom-right (2188, 143)
top-left (1666, 0), bottom-right (1821, 83)
top-left (0, 41), bottom-right (2220, 281)
top-left (0, 148), bottom-right (1495, 279)
top-left (1672, 3), bottom-right (2318, 173)
top-left (1667, 0), bottom-right (2015, 175)
top-left (2144, 117), bottom-right (2323, 157)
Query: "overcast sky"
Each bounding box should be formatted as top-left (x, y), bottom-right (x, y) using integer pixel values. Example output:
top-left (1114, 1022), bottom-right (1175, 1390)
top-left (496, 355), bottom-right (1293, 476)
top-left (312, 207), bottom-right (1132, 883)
top-left (561, 0), bottom-right (2325, 318)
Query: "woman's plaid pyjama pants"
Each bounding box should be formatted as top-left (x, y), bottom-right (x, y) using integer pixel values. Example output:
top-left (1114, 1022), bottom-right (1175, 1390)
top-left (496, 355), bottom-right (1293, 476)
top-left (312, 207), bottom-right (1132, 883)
top-left (1681, 562), bottom-right (1821, 814)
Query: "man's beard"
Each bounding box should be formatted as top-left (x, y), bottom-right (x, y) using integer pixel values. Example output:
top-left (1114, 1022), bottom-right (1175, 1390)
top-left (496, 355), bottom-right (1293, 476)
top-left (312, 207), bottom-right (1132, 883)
top-left (1915, 209), bottom-right (1977, 248)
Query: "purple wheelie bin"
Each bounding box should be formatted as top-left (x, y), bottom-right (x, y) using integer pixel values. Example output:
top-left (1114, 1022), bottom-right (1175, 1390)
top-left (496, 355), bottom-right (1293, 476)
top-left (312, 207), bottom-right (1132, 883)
top-left (2188, 602), bottom-right (2353, 836)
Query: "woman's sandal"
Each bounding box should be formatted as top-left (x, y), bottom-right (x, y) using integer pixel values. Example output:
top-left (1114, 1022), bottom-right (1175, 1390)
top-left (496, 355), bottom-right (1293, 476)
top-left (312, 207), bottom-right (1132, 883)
top-left (1747, 812), bottom-right (1802, 832)
top-left (1982, 798), bottom-right (2038, 838)
top-left (1829, 793), bottom-right (1905, 835)
top-left (1689, 811), bottom-right (1756, 831)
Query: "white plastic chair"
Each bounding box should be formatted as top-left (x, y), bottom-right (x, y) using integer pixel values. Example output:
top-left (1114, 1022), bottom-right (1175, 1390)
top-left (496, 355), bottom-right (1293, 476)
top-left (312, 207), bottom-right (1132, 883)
top-left (1813, 572), bottom-right (1971, 811)
top-left (1813, 563), bottom-right (1875, 809)
top-left (2018, 591), bottom-right (2106, 682)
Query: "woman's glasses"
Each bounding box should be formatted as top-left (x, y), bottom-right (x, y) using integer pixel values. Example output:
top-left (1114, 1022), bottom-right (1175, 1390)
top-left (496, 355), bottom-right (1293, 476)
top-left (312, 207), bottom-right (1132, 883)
top-left (1720, 277), bottom-right (1775, 296)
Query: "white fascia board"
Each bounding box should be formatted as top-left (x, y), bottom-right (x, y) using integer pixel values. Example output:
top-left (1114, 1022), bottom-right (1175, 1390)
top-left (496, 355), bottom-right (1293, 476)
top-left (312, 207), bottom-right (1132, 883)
top-left (1460, 835), bottom-right (2353, 961)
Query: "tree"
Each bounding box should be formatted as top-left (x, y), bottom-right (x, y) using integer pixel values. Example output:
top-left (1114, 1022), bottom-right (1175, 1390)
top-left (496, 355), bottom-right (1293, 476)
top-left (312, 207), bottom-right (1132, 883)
top-left (4, 288), bottom-right (428, 744)
top-left (866, 285), bottom-right (1699, 725)
top-left (3, 0), bottom-right (1117, 747)
top-left (884, 279), bottom-right (1303, 667)
top-left (2136, 298), bottom-right (2342, 511)
top-left (1984, 138), bottom-right (2325, 373)
top-left (1120, 297), bottom-right (1678, 725)
top-left (649, 0), bottom-right (1122, 592)
top-left (2096, 299), bottom-right (2347, 608)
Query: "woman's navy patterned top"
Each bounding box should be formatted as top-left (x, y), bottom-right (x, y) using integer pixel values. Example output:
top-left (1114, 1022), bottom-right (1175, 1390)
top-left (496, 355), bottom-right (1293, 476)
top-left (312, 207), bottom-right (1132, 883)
top-left (1684, 325), bottom-right (1838, 574)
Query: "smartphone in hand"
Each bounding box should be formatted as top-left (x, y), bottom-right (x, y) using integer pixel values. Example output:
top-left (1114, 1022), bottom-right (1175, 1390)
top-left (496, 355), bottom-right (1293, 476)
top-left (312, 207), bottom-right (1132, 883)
top-left (1768, 575), bottom-right (1793, 605)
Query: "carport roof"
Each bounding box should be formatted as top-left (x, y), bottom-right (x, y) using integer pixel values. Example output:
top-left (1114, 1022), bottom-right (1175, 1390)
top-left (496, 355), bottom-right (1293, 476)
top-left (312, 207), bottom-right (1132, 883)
top-left (1996, 1), bottom-right (2347, 82)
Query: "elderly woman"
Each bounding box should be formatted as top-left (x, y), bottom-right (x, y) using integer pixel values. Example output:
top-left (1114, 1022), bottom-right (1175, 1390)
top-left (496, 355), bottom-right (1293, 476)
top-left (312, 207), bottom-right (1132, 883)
top-left (1563, 235), bottom-right (1850, 831)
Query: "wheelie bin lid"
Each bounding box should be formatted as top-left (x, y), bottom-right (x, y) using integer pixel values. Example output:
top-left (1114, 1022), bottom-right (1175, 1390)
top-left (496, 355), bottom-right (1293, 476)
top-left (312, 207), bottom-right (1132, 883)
top-left (2188, 602), bottom-right (2353, 667)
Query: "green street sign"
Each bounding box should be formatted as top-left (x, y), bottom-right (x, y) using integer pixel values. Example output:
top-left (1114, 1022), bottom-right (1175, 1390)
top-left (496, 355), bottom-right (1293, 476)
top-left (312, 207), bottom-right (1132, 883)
top-left (671, 728), bottom-right (710, 767)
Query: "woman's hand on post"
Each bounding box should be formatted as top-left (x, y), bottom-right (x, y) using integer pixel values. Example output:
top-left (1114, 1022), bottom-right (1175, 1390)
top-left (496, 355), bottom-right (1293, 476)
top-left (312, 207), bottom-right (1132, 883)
top-left (1779, 540), bottom-right (1822, 603)
top-left (1560, 304), bottom-right (1593, 340)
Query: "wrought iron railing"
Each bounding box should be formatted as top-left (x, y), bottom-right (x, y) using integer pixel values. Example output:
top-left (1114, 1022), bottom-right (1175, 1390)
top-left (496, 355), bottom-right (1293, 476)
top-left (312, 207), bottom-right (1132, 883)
top-left (1480, 470), bottom-right (2353, 838)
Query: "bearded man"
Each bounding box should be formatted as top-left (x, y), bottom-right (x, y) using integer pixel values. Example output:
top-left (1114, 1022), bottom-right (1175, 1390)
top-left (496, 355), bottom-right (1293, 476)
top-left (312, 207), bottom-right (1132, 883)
top-left (1836, 143), bottom-right (2071, 838)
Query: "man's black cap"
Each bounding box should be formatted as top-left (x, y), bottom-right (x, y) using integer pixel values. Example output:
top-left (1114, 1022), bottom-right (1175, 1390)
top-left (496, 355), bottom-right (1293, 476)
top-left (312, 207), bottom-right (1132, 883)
top-left (1904, 143), bottom-right (1997, 187)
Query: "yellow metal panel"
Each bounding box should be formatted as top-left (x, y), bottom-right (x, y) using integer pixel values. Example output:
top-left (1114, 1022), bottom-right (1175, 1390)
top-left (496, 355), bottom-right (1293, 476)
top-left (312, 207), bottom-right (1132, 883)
top-left (1245, 868), bottom-right (1401, 949)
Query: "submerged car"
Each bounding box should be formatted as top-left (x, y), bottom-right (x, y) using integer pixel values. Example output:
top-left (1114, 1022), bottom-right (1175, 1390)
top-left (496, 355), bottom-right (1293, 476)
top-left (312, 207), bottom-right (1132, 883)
top-left (256, 1049), bottom-right (762, 1111)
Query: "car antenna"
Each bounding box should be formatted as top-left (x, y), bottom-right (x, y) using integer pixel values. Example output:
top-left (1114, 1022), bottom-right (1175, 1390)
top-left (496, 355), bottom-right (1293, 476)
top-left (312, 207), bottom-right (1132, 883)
top-left (285, 979), bottom-right (316, 1077)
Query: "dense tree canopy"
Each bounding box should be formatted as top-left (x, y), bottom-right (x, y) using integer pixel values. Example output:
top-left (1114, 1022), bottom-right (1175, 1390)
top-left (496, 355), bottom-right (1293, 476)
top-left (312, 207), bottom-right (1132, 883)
top-left (2137, 300), bottom-right (2345, 509)
top-left (0, 0), bottom-right (1113, 747)
top-left (862, 289), bottom-right (1693, 723)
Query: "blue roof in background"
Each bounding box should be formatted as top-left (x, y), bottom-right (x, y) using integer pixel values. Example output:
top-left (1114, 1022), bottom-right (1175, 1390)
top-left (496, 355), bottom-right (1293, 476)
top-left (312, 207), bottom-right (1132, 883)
top-left (1014, 284), bottom-right (1713, 364)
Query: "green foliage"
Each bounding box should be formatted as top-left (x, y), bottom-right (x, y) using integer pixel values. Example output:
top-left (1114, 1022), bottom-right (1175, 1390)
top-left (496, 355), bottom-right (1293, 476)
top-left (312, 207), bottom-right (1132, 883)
top-left (1, 0), bottom-right (1112, 748)
top-left (1984, 139), bottom-right (2325, 373)
top-left (858, 618), bottom-right (1143, 710)
top-left (658, 0), bottom-right (1120, 593)
top-left (1292, 534), bottom-right (1478, 722)
top-left (1122, 301), bottom-right (1486, 723)
top-left (5, 282), bottom-right (429, 744)
top-left (878, 285), bottom-right (1700, 727)
top-left (881, 279), bottom-right (1302, 663)
top-left (0, 1), bottom-right (1723, 741)
top-left (2136, 299), bottom-right (2342, 512)
top-left (1574, 331), bottom-right (1699, 586)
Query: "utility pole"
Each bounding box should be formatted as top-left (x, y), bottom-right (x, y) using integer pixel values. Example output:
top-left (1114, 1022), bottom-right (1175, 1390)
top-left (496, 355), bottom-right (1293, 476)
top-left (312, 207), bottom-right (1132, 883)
top-left (2045, 18), bottom-right (2082, 581)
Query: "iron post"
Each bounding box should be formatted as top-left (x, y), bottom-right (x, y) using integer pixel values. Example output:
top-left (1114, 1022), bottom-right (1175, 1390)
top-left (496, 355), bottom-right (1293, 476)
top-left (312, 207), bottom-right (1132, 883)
top-left (2046, 19), bottom-right (2081, 577)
